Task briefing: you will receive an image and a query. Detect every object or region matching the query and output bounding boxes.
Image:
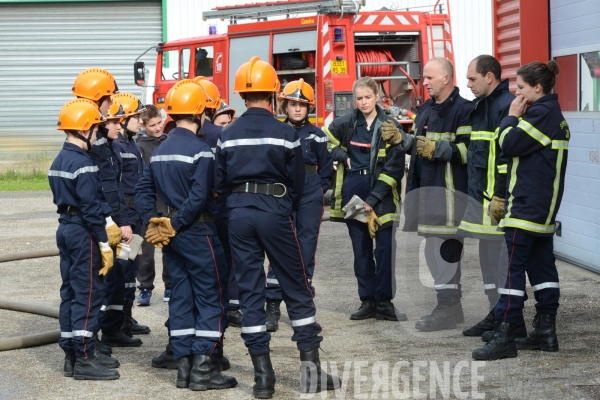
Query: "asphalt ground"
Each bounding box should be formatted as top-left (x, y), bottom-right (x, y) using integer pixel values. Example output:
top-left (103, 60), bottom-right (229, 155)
top-left (1, 191), bottom-right (600, 399)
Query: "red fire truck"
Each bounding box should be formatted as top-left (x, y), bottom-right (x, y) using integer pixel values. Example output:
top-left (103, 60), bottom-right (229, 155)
top-left (134, 0), bottom-right (454, 130)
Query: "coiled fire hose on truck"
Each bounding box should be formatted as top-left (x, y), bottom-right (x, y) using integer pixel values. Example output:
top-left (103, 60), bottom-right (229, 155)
top-left (0, 248), bottom-right (60, 351)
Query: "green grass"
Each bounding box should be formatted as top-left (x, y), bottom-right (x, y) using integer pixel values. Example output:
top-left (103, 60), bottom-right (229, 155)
top-left (0, 170), bottom-right (50, 191)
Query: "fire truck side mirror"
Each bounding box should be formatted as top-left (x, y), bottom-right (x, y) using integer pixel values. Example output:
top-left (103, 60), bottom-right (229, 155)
top-left (134, 61), bottom-right (146, 86)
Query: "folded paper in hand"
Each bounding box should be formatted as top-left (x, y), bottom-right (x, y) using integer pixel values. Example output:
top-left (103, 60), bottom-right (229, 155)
top-left (342, 195), bottom-right (369, 223)
top-left (128, 234), bottom-right (144, 261)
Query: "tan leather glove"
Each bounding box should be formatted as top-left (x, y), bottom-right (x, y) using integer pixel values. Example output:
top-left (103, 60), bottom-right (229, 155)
top-left (416, 136), bottom-right (435, 160)
top-left (145, 222), bottom-right (171, 248)
top-left (365, 211), bottom-right (383, 238)
top-left (98, 242), bottom-right (114, 276)
top-left (105, 217), bottom-right (122, 248)
top-left (381, 120), bottom-right (403, 144)
top-left (146, 217), bottom-right (177, 245)
top-left (488, 196), bottom-right (505, 223)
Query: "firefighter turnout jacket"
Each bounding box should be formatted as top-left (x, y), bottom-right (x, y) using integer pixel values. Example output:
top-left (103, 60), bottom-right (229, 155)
top-left (404, 87), bottom-right (472, 237)
top-left (325, 105), bottom-right (411, 228)
top-left (498, 94), bottom-right (569, 236)
top-left (458, 79), bottom-right (514, 239)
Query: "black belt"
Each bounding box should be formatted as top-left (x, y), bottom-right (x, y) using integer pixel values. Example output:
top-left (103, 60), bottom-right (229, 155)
top-left (232, 182), bottom-right (288, 198)
top-left (347, 168), bottom-right (369, 176)
top-left (59, 206), bottom-right (82, 216)
top-left (164, 205), bottom-right (215, 223)
top-left (305, 165), bottom-right (317, 174)
top-left (124, 197), bottom-right (136, 209)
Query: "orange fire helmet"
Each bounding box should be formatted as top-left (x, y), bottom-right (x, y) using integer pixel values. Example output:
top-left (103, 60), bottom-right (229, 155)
top-left (164, 79), bottom-right (210, 116)
top-left (193, 76), bottom-right (220, 109)
top-left (234, 56), bottom-right (280, 94)
top-left (57, 99), bottom-right (106, 131)
top-left (279, 79), bottom-right (315, 105)
top-left (111, 93), bottom-right (146, 117)
top-left (72, 68), bottom-right (119, 101)
top-left (105, 101), bottom-right (127, 122)
top-left (213, 99), bottom-right (236, 121)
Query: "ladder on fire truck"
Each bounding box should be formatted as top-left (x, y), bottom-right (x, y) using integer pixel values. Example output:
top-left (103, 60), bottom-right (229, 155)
top-left (202, 0), bottom-right (364, 22)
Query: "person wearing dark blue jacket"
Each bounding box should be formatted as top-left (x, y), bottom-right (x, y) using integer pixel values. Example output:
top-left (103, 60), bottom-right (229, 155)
top-left (135, 80), bottom-right (236, 391)
top-left (214, 57), bottom-right (340, 398)
top-left (264, 79), bottom-right (333, 333)
top-left (473, 60), bottom-right (568, 361)
top-left (111, 93), bottom-right (151, 338)
top-left (50, 98), bottom-right (119, 380)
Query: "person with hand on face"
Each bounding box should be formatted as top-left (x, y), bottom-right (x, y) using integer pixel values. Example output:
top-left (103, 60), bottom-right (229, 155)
top-left (49, 99), bottom-right (119, 381)
top-left (473, 60), bottom-right (568, 361)
top-left (403, 57), bottom-right (472, 332)
top-left (325, 77), bottom-right (412, 322)
top-left (110, 93), bottom-right (151, 338)
top-left (263, 79), bottom-right (333, 333)
top-left (135, 80), bottom-right (236, 391)
top-left (457, 55), bottom-right (520, 339)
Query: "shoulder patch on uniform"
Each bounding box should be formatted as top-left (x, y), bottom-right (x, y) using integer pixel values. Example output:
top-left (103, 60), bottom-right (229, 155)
top-left (327, 142), bottom-right (334, 153)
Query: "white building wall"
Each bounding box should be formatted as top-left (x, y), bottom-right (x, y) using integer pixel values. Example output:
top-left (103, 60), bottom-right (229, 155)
top-left (165, 0), bottom-right (492, 100)
top-left (550, 0), bottom-right (600, 272)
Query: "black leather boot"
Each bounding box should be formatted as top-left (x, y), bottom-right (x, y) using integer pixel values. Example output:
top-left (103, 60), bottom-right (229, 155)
top-left (73, 355), bottom-right (120, 380)
top-left (210, 346), bottom-right (231, 372)
top-left (121, 300), bottom-right (151, 337)
top-left (63, 355), bottom-right (75, 377)
top-left (265, 301), bottom-right (281, 332)
top-left (228, 309), bottom-right (243, 328)
top-left (96, 351), bottom-right (120, 368)
top-left (472, 322), bottom-right (518, 360)
top-left (515, 313), bottom-right (558, 352)
top-left (176, 355), bottom-right (193, 388)
top-left (350, 300), bottom-right (376, 320)
top-left (152, 343), bottom-right (177, 369)
top-left (189, 354), bottom-right (238, 391)
top-left (463, 310), bottom-right (496, 336)
top-left (482, 314), bottom-right (527, 342)
top-left (102, 331), bottom-right (142, 347)
top-left (250, 353), bottom-right (276, 399)
top-left (299, 347), bottom-right (341, 393)
top-left (420, 301), bottom-right (463, 323)
top-left (375, 300), bottom-right (407, 321)
top-left (96, 338), bottom-right (112, 356)
top-left (415, 304), bottom-right (457, 332)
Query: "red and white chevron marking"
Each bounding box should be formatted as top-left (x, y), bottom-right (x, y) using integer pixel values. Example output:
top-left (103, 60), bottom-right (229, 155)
top-left (321, 20), bottom-right (334, 128)
top-left (354, 13), bottom-right (420, 26)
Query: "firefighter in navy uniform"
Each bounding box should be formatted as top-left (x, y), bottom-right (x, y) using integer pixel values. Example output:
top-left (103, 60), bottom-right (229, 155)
top-left (111, 92), bottom-right (151, 338)
top-left (473, 60), bottom-right (568, 361)
top-left (214, 56), bottom-right (340, 398)
top-left (264, 79), bottom-right (333, 332)
top-left (457, 55), bottom-right (524, 338)
top-left (135, 80), bottom-right (236, 391)
top-left (325, 76), bottom-right (412, 322)
top-left (50, 99), bottom-right (119, 380)
top-left (404, 57), bottom-right (472, 332)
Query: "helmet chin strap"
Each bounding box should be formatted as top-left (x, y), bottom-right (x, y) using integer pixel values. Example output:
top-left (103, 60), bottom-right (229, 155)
top-left (285, 116), bottom-right (307, 129)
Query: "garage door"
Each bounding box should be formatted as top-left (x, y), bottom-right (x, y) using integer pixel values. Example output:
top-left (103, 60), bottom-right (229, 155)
top-left (0, 1), bottom-right (162, 158)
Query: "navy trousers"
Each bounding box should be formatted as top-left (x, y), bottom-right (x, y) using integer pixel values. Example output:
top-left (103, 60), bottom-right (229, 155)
top-left (266, 186), bottom-right (324, 301)
top-left (216, 216), bottom-right (240, 311)
top-left (342, 173), bottom-right (397, 302)
top-left (162, 223), bottom-right (229, 361)
top-left (495, 228), bottom-right (560, 324)
top-left (479, 239), bottom-right (506, 309)
top-left (57, 221), bottom-right (104, 357)
top-left (99, 257), bottom-right (125, 335)
top-left (229, 207), bottom-right (322, 355)
top-left (424, 237), bottom-right (463, 306)
top-left (123, 221), bottom-right (141, 302)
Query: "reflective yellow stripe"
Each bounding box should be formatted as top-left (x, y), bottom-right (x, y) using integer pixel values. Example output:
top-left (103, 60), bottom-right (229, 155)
top-left (427, 132), bottom-right (455, 141)
top-left (497, 164), bottom-right (507, 174)
top-left (499, 126), bottom-right (512, 147)
top-left (546, 146), bottom-right (565, 225)
top-left (470, 130), bottom-right (495, 141)
top-left (494, 127), bottom-right (500, 140)
top-left (499, 217), bottom-right (555, 234)
top-left (517, 118), bottom-right (551, 147)
top-left (484, 139), bottom-right (496, 226)
top-left (505, 157), bottom-right (519, 219)
top-left (330, 164), bottom-right (345, 219)
top-left (456, 125), bottom-right (472, 135)
top-left (551, 140), bottom-right (569, 150)
top-left (324, 126), bottom-right (347, 151)
top-left (378, 149), bottom-right (386, 158)
top-left (378, 173), bottom-right (397, 188)
top-left (458, 221), bottom-right (503, 235)
top-left (445, 162), bottom-right (454, 227)
top-left (380, 212), bottom-right (400, 224)
top-left (418, 224), bottom-right (458, 235)
top-left (456, 142), bottom-right (467, 164)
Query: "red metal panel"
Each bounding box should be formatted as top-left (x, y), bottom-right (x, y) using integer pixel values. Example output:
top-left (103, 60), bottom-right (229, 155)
top-left (554, 55), bottom-right (578, 111)
top-left (494, 0), bottom-right (549, 93)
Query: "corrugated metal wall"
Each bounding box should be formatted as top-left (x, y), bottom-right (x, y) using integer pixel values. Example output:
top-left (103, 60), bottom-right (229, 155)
top-left (0, 1), bottom-right (162, 159)
top-left (168, 0), bottom-right (493, 100)
top-left (550, 0), bottom-right (600, 272)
